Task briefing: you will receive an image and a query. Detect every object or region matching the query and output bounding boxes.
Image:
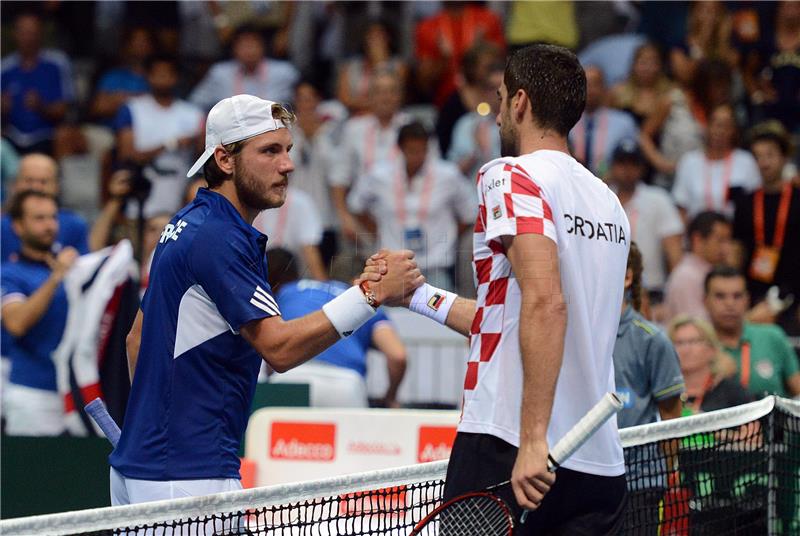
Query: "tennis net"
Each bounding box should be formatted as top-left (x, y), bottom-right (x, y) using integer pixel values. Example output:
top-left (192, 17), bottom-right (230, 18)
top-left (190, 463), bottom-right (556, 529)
top-left (1, 396), bottom-right (798, 535)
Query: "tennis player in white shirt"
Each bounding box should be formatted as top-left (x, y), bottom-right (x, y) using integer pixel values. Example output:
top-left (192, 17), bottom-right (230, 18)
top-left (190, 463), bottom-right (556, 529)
top-left (363, 44), bottom-right (631, 534)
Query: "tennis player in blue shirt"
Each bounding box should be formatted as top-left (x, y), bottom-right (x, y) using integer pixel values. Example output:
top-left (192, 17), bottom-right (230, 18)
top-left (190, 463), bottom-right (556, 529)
top-left (110, 94), bottom-right (423, 505)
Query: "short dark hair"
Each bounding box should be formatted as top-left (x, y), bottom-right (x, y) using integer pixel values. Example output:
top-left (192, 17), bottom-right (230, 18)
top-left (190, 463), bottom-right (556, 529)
top-left (749, 120), bottom-right (792, 156)
top-left (688, 211), bottom-right (730, 240)
top-left (627, 241), bottom-right (644, 312)
top-left (504, 44), bottom-right (586, 136)
top-left (704, 265), bottom-right (745, 295)
top-left (8, 190), bottom-right (57, 221)
top-left (397, 121), bottom-right (429, 147)
top-left (266, 247), bottom-right (299, 290)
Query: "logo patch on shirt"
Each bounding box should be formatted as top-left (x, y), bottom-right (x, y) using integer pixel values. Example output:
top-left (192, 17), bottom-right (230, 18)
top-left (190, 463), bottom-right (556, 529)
top-left (250, 285), bottom-right (281, 316)
top-left (159, 220), bottom-right (188, 243)
top-left (492, 205), bottom-right (502, 220)
top-left (755, 359), bottom-right (775, 379)
top-left (427, 293), bottom-right (446, 311)
top-left (616, 389), bottom-right (633, 409)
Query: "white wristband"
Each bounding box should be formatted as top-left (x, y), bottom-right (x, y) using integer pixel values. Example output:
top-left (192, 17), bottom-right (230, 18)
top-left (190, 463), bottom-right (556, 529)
top-left (409, 283), bottom-right (458, 325)
top-left (322, 285), bottom-right (377, 338)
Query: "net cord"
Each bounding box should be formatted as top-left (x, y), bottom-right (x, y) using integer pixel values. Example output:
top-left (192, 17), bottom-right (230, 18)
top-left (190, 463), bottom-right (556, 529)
top-left (2, 395), bottom-right (797, 536)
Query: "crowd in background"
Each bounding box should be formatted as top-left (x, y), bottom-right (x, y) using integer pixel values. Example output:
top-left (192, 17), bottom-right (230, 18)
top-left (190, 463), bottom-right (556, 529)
top-left (1, 0), bottom-right (799, 437)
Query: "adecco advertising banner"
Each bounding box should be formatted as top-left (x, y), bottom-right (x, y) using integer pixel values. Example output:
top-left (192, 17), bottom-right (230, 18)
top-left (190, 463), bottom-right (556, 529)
top-left (244, 408), bottom-right (459, 486)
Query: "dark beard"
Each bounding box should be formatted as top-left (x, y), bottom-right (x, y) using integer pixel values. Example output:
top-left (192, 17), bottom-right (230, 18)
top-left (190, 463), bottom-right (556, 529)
top-left (233, 163), bottom-right (281, 212)
top-left (24, 235), bottom-right (54, 252)
top-left (499, 109), bottom-right (519, 157)
top-left (500, 126), bottom-right (519, 157)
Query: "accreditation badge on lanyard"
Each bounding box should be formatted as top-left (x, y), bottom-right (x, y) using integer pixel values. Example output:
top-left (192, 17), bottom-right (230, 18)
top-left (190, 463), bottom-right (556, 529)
top-left (396, 163), bottom-right (435, 256)
top-left (749, 183), bottom-right (792, 283)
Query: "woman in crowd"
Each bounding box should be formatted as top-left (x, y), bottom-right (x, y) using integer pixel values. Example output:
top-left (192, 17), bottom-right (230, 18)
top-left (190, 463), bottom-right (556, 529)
top-left (336, 18), bottom-right (407, 116)
top-left (609, 42), bottom-right (673, 126)
top-left (668, 315), bottom-right (751, 414)
top-left (672, 103), bottom-right (761, 221)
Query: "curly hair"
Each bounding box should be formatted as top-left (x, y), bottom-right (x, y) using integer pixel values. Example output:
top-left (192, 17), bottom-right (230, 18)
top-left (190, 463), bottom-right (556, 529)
top-left (627, 241), bottom-right (644, 312)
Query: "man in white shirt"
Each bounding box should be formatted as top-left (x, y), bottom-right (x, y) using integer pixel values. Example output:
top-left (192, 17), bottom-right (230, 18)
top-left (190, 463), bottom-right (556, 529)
top-left (672, 104), bottom-right (761, 221)
top-left (252, 187), bottom-right (327, 281)
top-left (364, 44), bottom-right (630, 534)
top-left (568, 65), bottom-right (638, 179)
top-left (114, 56), bottom-right (204, 219)
top-left (189, 25), bottom-right (299, 111)
top-left (329, 70), bottom-right (412, 243)
top-left (348, 122), bottom-right (475, 289)
top-left (610, 139), bottom-right (684, 294)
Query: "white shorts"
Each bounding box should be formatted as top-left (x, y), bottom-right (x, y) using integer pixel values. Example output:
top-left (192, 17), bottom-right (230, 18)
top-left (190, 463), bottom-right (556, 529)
top-left (3, 383), bottom-right (66, 436)
top-left (110, 466), bottom-right (242, 506)
top-left (269, 362), bottom-right (368, 408)
top-left (110, 467), bottom-right (244, 534)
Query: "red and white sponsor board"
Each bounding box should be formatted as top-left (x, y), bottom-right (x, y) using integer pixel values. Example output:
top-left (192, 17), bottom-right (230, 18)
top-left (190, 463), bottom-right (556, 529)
top-left (245, 408), bottom-right (459, 486)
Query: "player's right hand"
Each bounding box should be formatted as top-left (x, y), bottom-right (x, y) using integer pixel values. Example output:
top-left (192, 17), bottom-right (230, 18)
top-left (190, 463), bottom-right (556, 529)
top-left (365, 250), bottom-right (424, 306)
top-left (511, 439), bottom-right (555, 511)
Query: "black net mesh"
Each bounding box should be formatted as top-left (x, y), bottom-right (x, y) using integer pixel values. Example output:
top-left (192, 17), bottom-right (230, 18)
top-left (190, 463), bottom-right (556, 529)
top-left (7, 400), bottom-right (799, 536)
top-left (621, 405), bottom-right (800, 535)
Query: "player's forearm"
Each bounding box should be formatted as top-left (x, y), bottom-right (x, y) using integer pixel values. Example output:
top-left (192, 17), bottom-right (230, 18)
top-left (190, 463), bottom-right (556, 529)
top-left (444, 296), bottom-right (477, 337)
top-left (518, 298), bottom-right (567, 442)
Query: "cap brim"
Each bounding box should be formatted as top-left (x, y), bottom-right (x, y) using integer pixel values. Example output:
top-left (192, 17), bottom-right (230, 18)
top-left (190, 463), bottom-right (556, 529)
top-left (187, 147), bottom-right (216, 177)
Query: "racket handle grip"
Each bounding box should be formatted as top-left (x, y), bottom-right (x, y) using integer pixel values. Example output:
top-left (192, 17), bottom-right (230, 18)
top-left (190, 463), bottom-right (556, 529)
top-left (521, 393), bottom-right (623, 524)
top-left (85, 398), bottom-right (121, 448)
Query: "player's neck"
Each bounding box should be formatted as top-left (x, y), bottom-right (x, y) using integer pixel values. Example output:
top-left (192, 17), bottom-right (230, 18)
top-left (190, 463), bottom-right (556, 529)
top-left (519, 129), bottom-right (570, 157)
top-left (214, 183), bottom-right (259, 224)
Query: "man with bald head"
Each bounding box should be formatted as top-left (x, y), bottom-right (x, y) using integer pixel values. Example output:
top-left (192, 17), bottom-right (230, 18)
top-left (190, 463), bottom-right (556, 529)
top-left (1, 153), bottom-right (88, 261)
top-left (568, 65), bottom-right (638, 178)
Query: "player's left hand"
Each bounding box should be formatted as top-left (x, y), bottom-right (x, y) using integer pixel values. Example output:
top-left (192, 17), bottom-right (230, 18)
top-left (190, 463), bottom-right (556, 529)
top-left (356, 251), bottom-right (389, 285)
top-left (511, 439), bottom-right (555, 510)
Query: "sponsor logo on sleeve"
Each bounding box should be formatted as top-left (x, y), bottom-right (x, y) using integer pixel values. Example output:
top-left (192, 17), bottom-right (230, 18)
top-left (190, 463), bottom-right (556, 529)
top-left (492, 205), bottom-right (502, 220)
top-left (417, 425), bottom-right (457, 462)
top-left (270, 422), bottom-right (336, 461)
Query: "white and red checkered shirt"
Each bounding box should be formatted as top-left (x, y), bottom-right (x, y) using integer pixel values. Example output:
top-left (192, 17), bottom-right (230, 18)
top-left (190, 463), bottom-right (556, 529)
top-left (459, 151), bottom-right (630, 477)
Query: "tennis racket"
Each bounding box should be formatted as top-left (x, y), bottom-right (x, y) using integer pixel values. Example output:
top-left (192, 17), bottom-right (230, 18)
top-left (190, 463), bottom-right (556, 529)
top-left (408, 392), bottom-right (623, 535)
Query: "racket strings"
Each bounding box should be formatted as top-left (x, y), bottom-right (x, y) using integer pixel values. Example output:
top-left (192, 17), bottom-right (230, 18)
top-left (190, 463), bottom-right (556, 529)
top-left (434, 495), bottom-right (511, 536)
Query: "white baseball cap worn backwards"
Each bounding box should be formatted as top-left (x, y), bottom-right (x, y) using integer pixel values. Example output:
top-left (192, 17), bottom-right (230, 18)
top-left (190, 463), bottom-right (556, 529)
top-left (187, 94), bottom-right (286, 177)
